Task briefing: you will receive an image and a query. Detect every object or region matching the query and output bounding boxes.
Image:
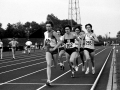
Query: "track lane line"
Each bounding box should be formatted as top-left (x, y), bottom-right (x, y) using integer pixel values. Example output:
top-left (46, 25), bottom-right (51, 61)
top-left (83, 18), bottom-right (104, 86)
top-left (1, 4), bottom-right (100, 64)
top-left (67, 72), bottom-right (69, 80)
top-left (90, 48), bottom-right (113, 90)
top-left (36, 48), bottom-right (107, 90)
top-left (0, 48), bottom-right (107, 86)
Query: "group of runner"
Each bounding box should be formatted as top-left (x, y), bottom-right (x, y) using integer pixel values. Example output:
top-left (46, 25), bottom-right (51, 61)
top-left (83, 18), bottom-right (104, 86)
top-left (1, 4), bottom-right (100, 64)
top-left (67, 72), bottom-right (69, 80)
top-left (0, 20), bottom-right (99, 86)
top-left (43, 20), bottom-right (99, 86)
top-left (0, 38), bottom-right (33, 59)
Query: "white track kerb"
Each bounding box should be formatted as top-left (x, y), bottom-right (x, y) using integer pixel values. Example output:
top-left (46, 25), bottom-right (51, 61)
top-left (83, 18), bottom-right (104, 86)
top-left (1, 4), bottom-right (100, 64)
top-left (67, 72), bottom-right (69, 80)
top-left (106, 46), bottom-right (117, 90)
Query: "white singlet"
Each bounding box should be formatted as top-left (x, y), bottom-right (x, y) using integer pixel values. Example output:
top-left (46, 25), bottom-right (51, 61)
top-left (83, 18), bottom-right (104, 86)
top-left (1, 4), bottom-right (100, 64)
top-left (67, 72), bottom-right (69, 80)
top-left (9, 41), bottom-right (18, 47)
top-left (84, 33), bottom-right (95, 49)
top-left (0, 42), bottom-right (3, 47)
top-left (44, 31), bottom-right (57, 47)
top-left (25, 41), bottom-right (32, 46)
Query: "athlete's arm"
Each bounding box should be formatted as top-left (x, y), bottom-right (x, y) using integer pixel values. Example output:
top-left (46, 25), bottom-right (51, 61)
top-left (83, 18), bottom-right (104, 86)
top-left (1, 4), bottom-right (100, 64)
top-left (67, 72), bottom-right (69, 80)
top-left (52, 31), bottom-right (63, 50)
top-left (74, 35), bottom-right (81, 49)
top-left (43, 32), bottom-right (46, 48)
top-left (90, 33), bottom-right (99, 42)
top-left (81, 34), bottom-right (86, 48)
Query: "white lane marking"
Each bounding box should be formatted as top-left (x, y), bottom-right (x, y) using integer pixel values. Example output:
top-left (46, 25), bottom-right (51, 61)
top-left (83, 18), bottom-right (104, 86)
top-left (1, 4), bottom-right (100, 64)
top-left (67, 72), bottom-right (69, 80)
top-left (0, 51), bottom-right (45, 61)
top-left (0, 61), bottom-right (46, 75)
top-left (0, 47), bottom-right (104, 68)
top-left (36, 48), bottom-right (107, 90)
top-left (0, 54), bottom-right (45, 65)
top-left (0, 47), bottom-right (107, 87)
top-left (4, 83), bottom-right (93, 86)
top-left (90, 48), bottom-right (112, 90)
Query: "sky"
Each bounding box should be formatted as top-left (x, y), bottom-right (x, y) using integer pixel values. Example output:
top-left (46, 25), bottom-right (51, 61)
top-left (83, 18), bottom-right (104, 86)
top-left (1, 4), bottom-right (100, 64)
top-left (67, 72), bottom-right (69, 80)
top-left (0, 0), bottom-right (120, 37)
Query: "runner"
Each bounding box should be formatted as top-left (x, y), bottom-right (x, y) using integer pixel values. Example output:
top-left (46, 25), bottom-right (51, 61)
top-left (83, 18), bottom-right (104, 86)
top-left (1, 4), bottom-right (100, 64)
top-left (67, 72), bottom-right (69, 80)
top-left (57, 30), bottom-right (65, 70)
top-left (25, 39), bottom-right (32, 54)
top-left (83, 24), bottom-right (99, 74)
top-left (73, 25), bottom-right (85, 72)
top-left (0, 39), bottom-right (3, 59)
top-left (9, 37), bottom-right (19, 59)
top-left (61, 25), bottom-right (80, 77)
top-left (42, 21), bottom-right (61, 86)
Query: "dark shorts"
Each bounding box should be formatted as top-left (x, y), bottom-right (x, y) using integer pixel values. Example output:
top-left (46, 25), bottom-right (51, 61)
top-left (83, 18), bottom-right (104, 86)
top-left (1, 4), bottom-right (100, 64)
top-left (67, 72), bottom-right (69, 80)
top-left (84, 48), bottom-right (94, 53)
top-left (12, 47), bottom-right (16, 49)
top-left (80, 48), bottom-right (84, 52)
top-left (65, 48), bottom-right (77, 55)
top-left (58, 47), bottom-right (64, 52)
top-left (0, 47), bottom-right (2, 49)
top-left (46, 46), bottom-right (58, 55)
top-left (74, 47), bottom-right (84, 52)
top-left (27, 46), bottom-right (31, 48)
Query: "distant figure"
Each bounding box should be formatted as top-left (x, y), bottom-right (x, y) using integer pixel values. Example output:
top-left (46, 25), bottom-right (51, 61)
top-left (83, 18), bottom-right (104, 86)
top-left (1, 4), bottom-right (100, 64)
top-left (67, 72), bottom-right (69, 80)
top-left (35, 42), bottom-right (38, 49)
top-left (25, 39), bottom-right (32, 54)
top-left (40, 42), bottom-right (43, 50)
top-left (9, 37), bottom-right (19, 59)
top-left (0, 39), bottom-right (3, 59)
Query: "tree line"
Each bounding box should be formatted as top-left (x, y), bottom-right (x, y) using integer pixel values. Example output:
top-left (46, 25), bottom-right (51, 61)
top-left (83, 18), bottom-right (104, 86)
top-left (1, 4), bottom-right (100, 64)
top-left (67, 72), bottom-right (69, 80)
top-left (0, 14), bottom-right (77, 39)
top-left (0, 13), bottom-right (119, 44)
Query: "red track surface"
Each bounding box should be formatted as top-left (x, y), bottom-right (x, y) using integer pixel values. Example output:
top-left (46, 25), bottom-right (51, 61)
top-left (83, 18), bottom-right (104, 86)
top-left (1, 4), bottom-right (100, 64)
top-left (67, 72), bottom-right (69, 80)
top-left (0, 46), bottom-right (113, 90)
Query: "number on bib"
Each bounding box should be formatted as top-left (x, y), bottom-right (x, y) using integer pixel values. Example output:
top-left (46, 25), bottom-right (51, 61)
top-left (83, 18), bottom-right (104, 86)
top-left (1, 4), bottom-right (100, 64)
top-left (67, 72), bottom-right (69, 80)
top-left (45, 39), bottom-right (51, 44)
top-left (66, 43), bottom-right (73, 48)
top-left (85, 41), bottom-right (92, 45)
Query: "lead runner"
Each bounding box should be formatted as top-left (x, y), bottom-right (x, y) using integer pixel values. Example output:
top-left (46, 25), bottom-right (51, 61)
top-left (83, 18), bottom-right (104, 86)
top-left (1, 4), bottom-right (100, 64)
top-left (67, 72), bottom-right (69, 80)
top-left (83, 24), bottom-right (99, 74)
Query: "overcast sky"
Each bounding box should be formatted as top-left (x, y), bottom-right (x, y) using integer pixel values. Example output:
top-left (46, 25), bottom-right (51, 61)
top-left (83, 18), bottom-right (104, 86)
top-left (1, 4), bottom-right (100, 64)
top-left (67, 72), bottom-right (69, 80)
top-left (0, 0), bottom-right (120, 37)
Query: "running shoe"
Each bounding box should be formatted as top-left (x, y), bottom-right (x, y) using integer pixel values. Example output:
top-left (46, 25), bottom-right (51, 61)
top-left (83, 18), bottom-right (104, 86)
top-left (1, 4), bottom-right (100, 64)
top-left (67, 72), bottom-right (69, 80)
top-left (72, 65), bottom-right (76, 72)
top-left (71, 71), bottom-right (75, 78)
top-left (62, 65), bottom-right (65, 70)
top-left (13, 57), bottom-right (15, 59)
top-left (92, 67), bottom-right (95, 74)
top-left (82, 65), bottom-right (85, 71)
top-left (46, 81), bottom-right (51, 86)
top-left (85, 67), bottom-right (89, 74)
top-left (60, 63), bottom-right (63, 70)
top-left (75, 66), bottom-right (79, 72)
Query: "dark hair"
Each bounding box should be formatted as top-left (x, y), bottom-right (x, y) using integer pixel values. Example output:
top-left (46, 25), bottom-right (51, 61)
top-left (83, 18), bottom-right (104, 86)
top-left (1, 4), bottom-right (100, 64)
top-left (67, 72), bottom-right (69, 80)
top-left (73, 25), bottom-right (81, 32)
top-left (45, 20), bottom-right (54, 27)
top-left (85, 23), bottom-right (92, 29)
top-left (64, 25), bottom-right (72, 31)
top-left (91, 30), bottom-right (94, 33)
top-left (57, 30), bottom-right (62, 34)
top-left (12, 37), bottom-right (15, 40)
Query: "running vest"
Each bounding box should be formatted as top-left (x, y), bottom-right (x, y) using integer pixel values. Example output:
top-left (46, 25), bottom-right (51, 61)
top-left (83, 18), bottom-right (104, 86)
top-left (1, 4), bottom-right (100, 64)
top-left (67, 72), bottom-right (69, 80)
top-left (26, 41), bottom-right (32, 46)
top-left (84, 33), bottom-right (95, 49)
top-left (44, 31), bottom-right (57, 47)
top-left (9, 41), bottom-right (18, 47)
top-left (64, 38), bottom-right (75, 49)
top-left (0, 42), bottom-right (3, 47)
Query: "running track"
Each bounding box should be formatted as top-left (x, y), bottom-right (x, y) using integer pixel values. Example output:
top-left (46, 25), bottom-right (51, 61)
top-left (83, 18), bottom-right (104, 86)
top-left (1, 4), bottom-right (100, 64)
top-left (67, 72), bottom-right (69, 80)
top-left (0, 46), bottom-right (114, 90)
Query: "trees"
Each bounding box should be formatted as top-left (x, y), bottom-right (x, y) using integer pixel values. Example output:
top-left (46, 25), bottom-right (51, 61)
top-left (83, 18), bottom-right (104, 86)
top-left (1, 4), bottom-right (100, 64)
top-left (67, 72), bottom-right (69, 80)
top-left (116, 31), bottom-right (120, 38)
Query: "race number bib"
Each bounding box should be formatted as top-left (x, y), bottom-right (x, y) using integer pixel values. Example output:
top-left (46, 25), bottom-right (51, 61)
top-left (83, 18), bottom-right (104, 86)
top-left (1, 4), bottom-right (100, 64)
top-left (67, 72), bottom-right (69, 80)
top-left (45, 39), bottom-right (51, 44)
top-left (66, 43), bottom-right (73, 48)
top-left (85, 40), bottom-right (92, 45)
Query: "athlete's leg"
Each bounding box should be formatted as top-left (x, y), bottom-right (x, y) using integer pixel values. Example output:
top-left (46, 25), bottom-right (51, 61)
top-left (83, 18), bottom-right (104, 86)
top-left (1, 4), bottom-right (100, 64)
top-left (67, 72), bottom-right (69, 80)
top-left (74, 52), bottom-right (79, 71)
top-left (46, 52), bottom-right (53, 85)
top-left (84, 50), bottom-right (90, 74)
top-left (80, 51), bottom-right (85, 71)
top-left (0, 49), bottom-right (3, 59)
top-left (65, 52), bottom-right (70, 69)
top-left (58, 50), bottom-right (65, 70)
top-left (70, 51), bottom-right (79, 77)
top-left (28, 47), bottom-right (30, 54)
top-left (52, 53), bottom-right (58, 68)
top-left (90, 51), bottom-right (95, 74)
top-left (12, 48), bottom-right (15, 59)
